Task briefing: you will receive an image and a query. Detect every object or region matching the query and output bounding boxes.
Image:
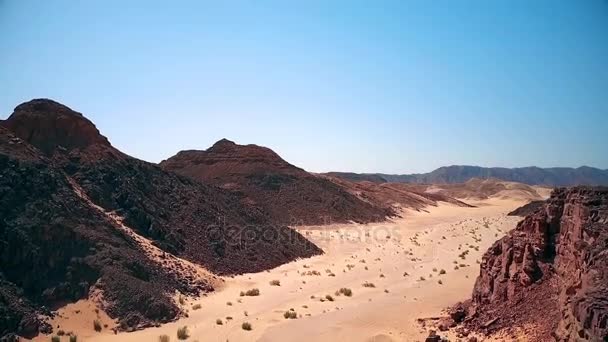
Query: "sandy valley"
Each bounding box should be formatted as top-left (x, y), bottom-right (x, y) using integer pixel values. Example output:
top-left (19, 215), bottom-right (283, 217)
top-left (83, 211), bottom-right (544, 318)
top-left (41, 197), bottom-right (528, 342)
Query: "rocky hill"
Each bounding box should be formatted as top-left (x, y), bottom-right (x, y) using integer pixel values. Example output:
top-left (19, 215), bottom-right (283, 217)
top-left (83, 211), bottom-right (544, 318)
top-left (327, 165), bottom-right (608, 187)
top-left (420, 178), bottom-right (548, 201)
top-left (323, 176), bottom-right (473, 212)
top-left (459, 187), bottom-right (608, 340)
top-left (161, 140), bottom-right (394, 225)
top-left (0, 99), bottom-right (321, 339)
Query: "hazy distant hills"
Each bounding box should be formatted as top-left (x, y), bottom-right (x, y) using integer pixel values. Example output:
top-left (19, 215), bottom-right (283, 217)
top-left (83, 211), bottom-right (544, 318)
top-left (326, 165), bottom-right (608, 187)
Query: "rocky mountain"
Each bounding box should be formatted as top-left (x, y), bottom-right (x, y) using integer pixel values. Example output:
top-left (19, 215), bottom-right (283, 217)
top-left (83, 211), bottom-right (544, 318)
top-left (459, 187), bottom-right (608, 341)
top-left (161, 140), bottom-right (394, 225)
top-left (327, 165), bottom-right (608, 187)
top-left (0, 99), bottom-right (321, 339)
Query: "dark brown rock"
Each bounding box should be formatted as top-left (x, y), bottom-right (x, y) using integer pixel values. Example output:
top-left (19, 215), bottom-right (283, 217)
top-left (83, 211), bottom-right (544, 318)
top-left (0, 99), bottom-right (323, 339)
top-left (160, 139), bottom-right (394, 225)
top-left (507, 200), bottom-right (545, 217)
top-left (467, 187), bottom-right (608, 341)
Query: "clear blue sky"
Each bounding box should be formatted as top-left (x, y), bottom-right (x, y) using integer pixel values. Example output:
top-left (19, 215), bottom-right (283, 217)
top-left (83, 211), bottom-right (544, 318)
top-left (1, 1), bottom-right (607, 173)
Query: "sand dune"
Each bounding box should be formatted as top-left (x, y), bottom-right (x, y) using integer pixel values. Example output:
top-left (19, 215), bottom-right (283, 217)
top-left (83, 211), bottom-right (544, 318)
top-left (54, 198), bottom-right (528, 342)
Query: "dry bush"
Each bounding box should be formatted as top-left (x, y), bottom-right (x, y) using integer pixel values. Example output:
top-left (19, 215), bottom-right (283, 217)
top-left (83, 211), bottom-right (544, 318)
top-left (177, 326), bottom-right (189, 340)
top-left (192, 304), bottom-right (202, 310)
top-left (159, 335), bottom-right (170, 342)
top-left (283, 310), bottom-right (297, 319)
top-left (244, 288), bottom-right (260, 296)
top-left (269, 279), bottom-right (281, 286)
top-left (216, 318), bottom-right (223, 325)
top-left (93, 319), bottom-right (102, 332)
top-left (338, 288), bottom-right (353, 297)
top-left (362, 281), bottom-right (376, 288)
top-left (242, 322), bottom-right (252, 331)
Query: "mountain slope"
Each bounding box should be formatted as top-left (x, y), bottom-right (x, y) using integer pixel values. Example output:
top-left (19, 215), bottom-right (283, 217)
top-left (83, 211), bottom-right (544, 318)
top-left (161, 139), bottom-right (394, 225)
top-left (0, 126), bottom-right (211, 338)
top-left (327, 165), bottom-right (608, 186)
top-left (322, 176), bottom-right (473, 211)
top-left (0, 99), bottom-right (321, 339)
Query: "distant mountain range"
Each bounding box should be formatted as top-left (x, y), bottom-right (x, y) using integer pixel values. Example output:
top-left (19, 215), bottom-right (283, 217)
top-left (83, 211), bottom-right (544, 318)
top-left (326, 165), bottom-right (608, 187)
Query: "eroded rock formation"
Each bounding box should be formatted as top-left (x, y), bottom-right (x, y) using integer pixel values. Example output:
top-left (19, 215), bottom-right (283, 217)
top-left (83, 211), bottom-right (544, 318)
top-left (468, 187), bottom-right (608, 341)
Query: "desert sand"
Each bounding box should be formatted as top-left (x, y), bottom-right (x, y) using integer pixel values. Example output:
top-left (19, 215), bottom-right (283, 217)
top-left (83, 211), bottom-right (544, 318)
top-left (34, 197), bottom-right (530, 342)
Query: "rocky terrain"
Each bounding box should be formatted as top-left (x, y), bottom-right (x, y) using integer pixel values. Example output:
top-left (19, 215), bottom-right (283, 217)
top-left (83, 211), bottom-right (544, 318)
top-left (328, 165), bottom-right (608, 187)
top-left (323, 176), bottom-right (473, 212)
top-left (0, 99), bottom-right (321, 339)
top-left (453, 187), bottom-right (608, 341)
top-left (420, 178), bottom-right (548, 201)
top-left (161, 139), bottom-right (395, 225)
top-left (507, 200), bottom-right (545, 217)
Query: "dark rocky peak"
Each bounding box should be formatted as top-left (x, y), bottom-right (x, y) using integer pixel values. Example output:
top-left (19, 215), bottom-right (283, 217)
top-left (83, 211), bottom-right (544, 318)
top-left (208, 138), bottom-right (237, 151)
top-left (1, 98), bottom-right (111, 155)
top-left (162, 139), bottom-right (305, 177)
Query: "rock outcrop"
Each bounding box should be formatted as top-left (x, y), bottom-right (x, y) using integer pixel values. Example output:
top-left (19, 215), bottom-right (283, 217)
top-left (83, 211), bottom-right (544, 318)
top-left (467, 187), bottom-right (608, 341)
top-left (161, 140), bottom-right (394, 225)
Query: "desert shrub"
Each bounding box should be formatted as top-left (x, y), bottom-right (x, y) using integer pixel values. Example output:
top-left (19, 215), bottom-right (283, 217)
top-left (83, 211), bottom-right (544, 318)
top-left (438, 280), bottom-right (443, 285)
top-left (439, 269), bottom-right (446, 275)
top-left (51, 337), bottom-right (60, 342)
top-left (178, 296), bottom-right (185, 305)
top-left (177, 326), bottom-right (189, 340)
top-left (362, 281), bottom-right (376, 288)
top-left (226, 301), bottom-right (233, 306)
top-left (419, 276), bottom-right (426, 281)
top-left (57, 330), bottom-right (65, 336)
top-left (192, 304), bottom-right (202, 310)
top-left (69, 336), bottom-right (78, 342)
top-left (159, 335), bottom-right (170, 342)
top-left (239, 291), bottom-right (245, 296)
top-left (283, 310), bottom-right (297, 319)
top-left (244, 288), bottom-right (260, 296)
top-left (338, 288), bottom-right (352, 297)
top-left (269, 279), bottom-right (281, 286)
top-left (216, 318), bottom-right (223, 325)
top-left (93, 319), bottom-right (102, 332)
top-left (242, 322), bottom-right (252, 331)
top-left (325, 294), bottom-right (334, 302)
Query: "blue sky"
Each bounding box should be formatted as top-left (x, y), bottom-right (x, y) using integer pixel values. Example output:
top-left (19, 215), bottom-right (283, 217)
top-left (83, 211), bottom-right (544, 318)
top-left (1, 1), bottom-right (607, 173)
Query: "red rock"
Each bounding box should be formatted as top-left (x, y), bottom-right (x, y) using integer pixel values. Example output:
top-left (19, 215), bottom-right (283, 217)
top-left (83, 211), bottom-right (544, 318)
top-left (160, 139), bottom-right (394, 225)
top-left (467, 187), bottom-right (608, 341)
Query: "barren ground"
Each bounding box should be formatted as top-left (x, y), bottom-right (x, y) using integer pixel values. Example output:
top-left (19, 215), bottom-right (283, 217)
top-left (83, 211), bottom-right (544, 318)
top-left (31, 197), bottom-right (532, 342)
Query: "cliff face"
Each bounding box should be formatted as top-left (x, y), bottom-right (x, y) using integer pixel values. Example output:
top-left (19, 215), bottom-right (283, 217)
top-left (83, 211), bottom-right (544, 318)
top-left (470, 187), bottom-right (608, 341)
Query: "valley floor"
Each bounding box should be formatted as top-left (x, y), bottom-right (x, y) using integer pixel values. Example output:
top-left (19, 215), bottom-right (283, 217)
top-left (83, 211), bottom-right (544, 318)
top-left (39, 198), bottom-right (527, 342)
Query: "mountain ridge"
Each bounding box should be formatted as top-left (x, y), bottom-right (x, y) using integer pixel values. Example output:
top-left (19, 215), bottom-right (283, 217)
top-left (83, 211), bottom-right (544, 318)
top-left (326, 164), bottom-right (608, 186)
